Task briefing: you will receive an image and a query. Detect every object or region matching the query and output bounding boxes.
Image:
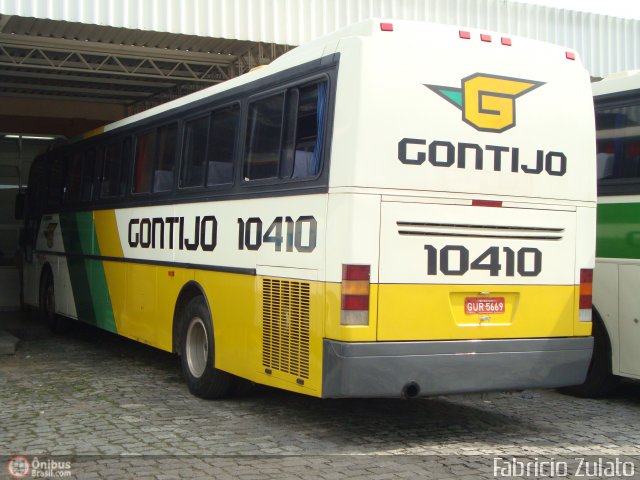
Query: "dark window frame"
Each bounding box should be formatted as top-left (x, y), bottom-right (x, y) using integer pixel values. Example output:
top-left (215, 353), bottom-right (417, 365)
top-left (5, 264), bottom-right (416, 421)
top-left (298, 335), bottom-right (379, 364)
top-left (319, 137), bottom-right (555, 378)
top-left (241, 75), bottom-right (329, 187)
top-left (131, 122), bottom-right (180, 197)
top-left (99, 137), bottom-right (130, 199)
top-left (178, 100), bottom-right (241, 192)
top-left (36, 55), bottom-right (338, 214)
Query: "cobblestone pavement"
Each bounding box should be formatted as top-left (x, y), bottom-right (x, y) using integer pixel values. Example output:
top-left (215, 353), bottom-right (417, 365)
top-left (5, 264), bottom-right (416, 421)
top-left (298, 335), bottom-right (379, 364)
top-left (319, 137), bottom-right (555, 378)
top-left (1, 311), bottom-right (639, 479)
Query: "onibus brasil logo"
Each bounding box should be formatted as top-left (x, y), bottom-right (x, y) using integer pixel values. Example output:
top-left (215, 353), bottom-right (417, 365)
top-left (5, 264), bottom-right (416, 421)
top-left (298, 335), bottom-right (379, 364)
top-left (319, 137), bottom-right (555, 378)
top-left (426, 73), bottom-right (544, 133)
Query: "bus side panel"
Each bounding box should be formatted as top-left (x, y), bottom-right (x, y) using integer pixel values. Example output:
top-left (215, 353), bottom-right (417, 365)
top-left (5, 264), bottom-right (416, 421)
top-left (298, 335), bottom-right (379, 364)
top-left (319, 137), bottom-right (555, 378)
top-left (595, 201), bottom-right (640, 379)
top-left (196, 271), bottom-right (324, 396)
top-left (56, 211), bottom-right (117, 333)
top-left (593, 261), bottom-right (620, 375)
top-left (110, 195), bottom-right (329, 395)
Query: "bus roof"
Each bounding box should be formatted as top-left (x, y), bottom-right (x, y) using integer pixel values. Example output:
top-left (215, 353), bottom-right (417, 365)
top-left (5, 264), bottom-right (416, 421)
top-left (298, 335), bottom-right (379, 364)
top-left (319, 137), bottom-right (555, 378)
top-left (592, 70), bottom-right (640, 97)
top-left (87, 19), bottom-right (577, 138)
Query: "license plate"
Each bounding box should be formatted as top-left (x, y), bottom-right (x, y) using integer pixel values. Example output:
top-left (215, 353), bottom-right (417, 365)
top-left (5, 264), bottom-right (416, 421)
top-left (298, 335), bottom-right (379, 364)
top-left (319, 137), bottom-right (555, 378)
top-left (464, 297), bottom-right (505, 315)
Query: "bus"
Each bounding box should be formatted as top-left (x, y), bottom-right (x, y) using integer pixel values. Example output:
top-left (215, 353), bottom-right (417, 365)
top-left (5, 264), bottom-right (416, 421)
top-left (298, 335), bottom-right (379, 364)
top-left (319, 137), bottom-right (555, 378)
top-left (570, 70), bottom-right (640, 397)
top-left (19, 19), bottom-right (596, 399)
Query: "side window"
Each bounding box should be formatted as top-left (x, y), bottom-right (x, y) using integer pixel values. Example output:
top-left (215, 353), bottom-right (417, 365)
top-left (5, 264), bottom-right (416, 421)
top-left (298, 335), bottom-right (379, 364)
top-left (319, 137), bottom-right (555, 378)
top-left (181, 116), bottom-right (209, 188)
top-left (65, 152), bottom-right (83, 202)
top-left (208, 105), bottom-right (238, 186)
top-left (47, 156), bottom-right (66, 209)
top-left (80, 148), bottom-right (96, 201)
top-left (244, 93), bottom-right (285, 180)
top-left (292, 83), bottom-right (325, 178)
top-left (243, 81), bottom-right (327, 182)
top-left (93, 146), bottom-right (104, 199)
top-left (133, 130), bottom-right (155, 193)
top-left (102, 140), bottom-right (124, 198)
top-left (121, 138), bottom-right (132, 194)
top-left (596, 103), bottom-right (640, 181)
top-left (26, 158), bottom-right (48, 219)
top-left (153, 123), bottom-right (178, 192)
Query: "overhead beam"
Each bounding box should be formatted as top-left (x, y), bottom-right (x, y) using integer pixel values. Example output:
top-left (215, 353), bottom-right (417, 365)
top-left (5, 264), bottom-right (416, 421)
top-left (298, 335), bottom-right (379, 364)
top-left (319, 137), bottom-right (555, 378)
top-left (0, 68), bottom-right (177, 89)
top-left (0, 33), bottom-right (235, 64)
top-left (0, 34), bottom-right (232, 83)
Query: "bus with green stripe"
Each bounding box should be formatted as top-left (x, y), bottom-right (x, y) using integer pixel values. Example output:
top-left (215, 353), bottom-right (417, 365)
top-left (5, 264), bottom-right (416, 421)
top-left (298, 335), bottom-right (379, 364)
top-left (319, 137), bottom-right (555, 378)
top-left (568, 70), bottom-right (640, 397)
top-left (18, 20), bottom-right (597, 399)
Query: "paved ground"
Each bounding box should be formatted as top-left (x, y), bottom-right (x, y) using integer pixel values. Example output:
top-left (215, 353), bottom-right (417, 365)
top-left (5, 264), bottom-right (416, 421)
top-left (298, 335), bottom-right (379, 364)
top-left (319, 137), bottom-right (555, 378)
top-left (1, 311), bottom-right (639, 479)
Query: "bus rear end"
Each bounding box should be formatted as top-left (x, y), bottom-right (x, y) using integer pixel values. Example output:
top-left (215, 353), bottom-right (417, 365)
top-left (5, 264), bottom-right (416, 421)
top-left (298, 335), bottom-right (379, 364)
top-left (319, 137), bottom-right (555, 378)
top-left (322, 20), bottom-right (596, 397)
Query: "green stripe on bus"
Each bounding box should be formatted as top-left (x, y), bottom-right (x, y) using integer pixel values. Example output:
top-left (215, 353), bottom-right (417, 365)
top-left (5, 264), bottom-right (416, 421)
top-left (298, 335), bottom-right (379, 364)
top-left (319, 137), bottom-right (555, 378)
top-left (596, 202), bottom-right (640, 260)
top-left (60, 212), bottom-right (117, 333)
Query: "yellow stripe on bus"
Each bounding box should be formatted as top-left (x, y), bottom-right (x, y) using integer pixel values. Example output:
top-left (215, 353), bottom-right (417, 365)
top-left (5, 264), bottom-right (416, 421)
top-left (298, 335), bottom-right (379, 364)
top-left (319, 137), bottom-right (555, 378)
top-left (375, 283), bottom-right (587, 341)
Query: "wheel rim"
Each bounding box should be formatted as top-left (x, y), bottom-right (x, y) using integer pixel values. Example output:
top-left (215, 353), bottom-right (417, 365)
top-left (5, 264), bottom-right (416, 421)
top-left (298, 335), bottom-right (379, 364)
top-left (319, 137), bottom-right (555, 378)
top-left (185, 316), bottom-right (209, 378)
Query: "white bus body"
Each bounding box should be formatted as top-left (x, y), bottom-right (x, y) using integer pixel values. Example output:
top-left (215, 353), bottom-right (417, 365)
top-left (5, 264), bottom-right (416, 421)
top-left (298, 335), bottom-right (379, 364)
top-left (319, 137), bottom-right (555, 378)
top-left (22, 20), bottom-right (596, 398)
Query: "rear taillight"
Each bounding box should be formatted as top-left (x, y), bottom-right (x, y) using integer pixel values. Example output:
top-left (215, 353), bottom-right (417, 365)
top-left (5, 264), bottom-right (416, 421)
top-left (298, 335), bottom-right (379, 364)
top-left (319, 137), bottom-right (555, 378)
top-left (341, 265), bottom-right (370, 325)
top-left (579, 269), bottom-right (593, 322)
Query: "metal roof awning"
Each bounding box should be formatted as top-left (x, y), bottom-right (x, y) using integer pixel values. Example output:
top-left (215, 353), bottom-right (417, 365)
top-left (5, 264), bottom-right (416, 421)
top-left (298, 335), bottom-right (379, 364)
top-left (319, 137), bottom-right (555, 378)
top-left (0, 14), bottom-right (292, 135)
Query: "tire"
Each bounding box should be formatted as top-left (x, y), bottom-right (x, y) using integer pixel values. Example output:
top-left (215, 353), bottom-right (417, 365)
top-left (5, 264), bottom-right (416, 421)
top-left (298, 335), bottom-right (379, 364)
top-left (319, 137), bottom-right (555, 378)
top-left (559, 313), bottom-right (619, 398)
top-left (180, 296), bottom-right (232, 399)
top-left (40, 270), bottom-right (72, 334)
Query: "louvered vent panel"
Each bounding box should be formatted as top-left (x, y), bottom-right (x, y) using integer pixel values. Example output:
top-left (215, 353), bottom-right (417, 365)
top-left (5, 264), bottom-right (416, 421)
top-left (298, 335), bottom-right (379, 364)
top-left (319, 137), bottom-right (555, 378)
top-left (262, 278), bottom-right (310, 379)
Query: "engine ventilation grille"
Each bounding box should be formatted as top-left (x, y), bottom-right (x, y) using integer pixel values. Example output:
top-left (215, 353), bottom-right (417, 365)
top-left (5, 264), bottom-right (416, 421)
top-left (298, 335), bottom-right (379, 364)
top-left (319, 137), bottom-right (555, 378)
top-left (262, 278), bottom-right (310, 380)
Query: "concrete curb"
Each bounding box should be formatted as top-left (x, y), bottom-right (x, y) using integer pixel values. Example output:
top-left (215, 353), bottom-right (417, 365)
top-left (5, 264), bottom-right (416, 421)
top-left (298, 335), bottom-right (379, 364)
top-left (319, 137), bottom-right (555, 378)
top-left (0, 329), bottom-right (19, 354)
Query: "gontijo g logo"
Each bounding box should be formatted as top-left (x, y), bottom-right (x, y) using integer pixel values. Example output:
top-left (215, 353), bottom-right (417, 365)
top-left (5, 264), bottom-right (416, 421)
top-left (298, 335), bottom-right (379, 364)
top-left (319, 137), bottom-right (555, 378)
top-left (426, 73), bottom-right (544, 133)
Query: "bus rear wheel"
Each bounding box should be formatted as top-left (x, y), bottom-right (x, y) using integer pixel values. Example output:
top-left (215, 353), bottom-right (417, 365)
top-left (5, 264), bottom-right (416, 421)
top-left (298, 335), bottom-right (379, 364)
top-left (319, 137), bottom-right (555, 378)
top-left (180, 296), bottom-right (232, 399)
top-left (40, 269), bottom-right (71, 334)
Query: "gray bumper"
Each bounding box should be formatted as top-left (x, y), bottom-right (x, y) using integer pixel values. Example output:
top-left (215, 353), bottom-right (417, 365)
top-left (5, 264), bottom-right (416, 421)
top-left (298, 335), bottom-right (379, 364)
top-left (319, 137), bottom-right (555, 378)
top-left (321, 337), bottom-right (593, 398)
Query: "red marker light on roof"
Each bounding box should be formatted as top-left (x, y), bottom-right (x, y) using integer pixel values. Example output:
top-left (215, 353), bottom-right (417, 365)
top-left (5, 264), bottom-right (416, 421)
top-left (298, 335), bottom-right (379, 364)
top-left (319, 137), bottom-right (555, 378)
top-left (566, 51), bottom-right (576, 60)
top-left (501, 37), bottom-right (512, 46)
top-left (380, 22), bottom-right (393, 32)
top-left (480, 33), bottom-right (492, 42)
top-left (472, 200), bottom-right (502, 208)
top-left (459, 30), bottom-right (471, 39)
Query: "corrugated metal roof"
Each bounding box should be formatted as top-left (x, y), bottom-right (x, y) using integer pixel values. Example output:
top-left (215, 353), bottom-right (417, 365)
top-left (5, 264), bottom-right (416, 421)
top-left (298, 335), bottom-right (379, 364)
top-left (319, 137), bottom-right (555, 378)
top-left (1, 0), bottom-right (639, 76)
top-left (0, 12), bottom-right (292, 113)
top-left (0, 15), bottom-right (256, 56)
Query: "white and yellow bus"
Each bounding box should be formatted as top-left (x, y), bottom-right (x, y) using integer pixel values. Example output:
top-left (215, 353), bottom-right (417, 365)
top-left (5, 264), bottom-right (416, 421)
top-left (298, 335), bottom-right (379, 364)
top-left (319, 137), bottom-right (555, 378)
top-left (20, 20), bottom-right (596, 399)
top-left (570, 71), bottom-right (640, 397)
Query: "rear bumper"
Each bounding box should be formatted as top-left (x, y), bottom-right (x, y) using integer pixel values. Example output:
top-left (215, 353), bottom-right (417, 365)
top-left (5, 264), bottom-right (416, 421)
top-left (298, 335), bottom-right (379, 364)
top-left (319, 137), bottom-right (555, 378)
top-left (321, 337), bottom-right (593, 398)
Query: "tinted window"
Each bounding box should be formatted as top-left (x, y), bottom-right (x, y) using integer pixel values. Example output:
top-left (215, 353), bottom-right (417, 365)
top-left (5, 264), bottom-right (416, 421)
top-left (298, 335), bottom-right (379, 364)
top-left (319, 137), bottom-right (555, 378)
top-left (245, 93), bottom-right (284, 180)
top-left (26, 158), bottom-right (48, 219)
top-left (133, 130), bottom-right (155, 193)
top-left (243, 81), bottom-right (326, 182)
top-left (208, 106), bottom-right (238, 185)
top-left (66, 152), bottom-right (83, 202)
top-left (102, 140), bottom-right (126, 198)
top-left (153, 124), bottom-right (178, 192)
top-left (80, 149), bottom-right (96, 201)
top-left (181, 116), bottom-right (209, 188)
top-left (596, 103), bottom-right (640, 181)
top-left (48, 156), bottom-right (66, 208)
top-left (292, 83), bottom-right (324, 178)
